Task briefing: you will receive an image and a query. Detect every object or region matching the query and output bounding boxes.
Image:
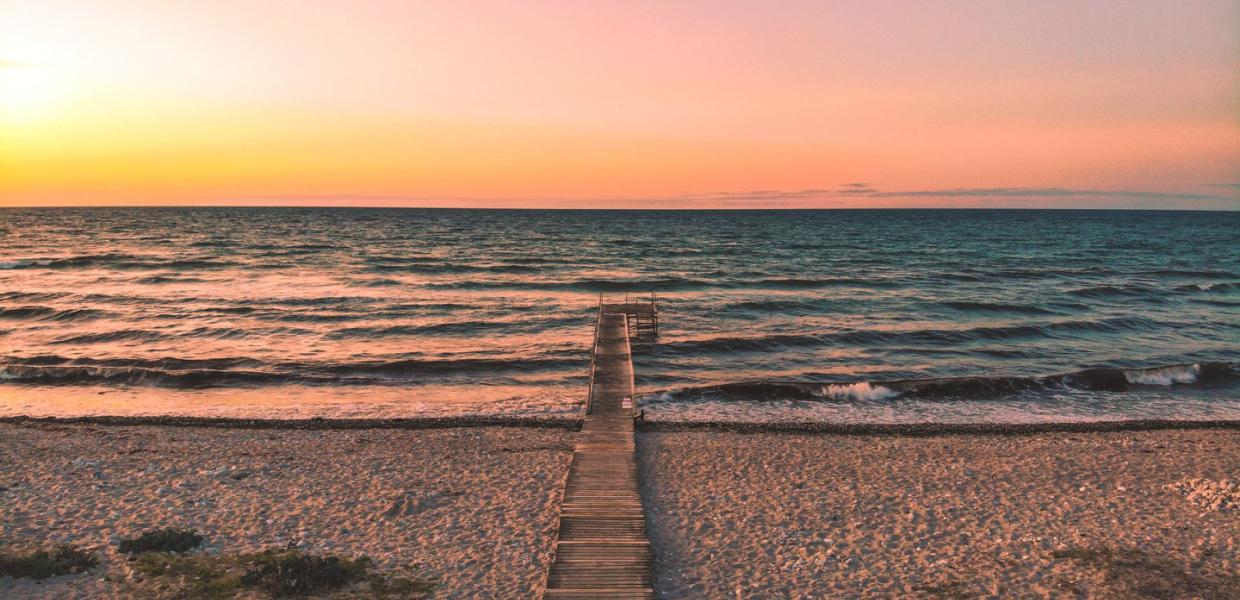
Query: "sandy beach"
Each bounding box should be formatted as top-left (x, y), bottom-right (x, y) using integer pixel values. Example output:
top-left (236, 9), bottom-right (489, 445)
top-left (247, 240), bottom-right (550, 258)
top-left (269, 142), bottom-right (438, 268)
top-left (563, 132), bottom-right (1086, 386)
top-left (3, 421), bottom-right (1238, 598)
top-left (0, 422), bottom-right (575, 599)
top-left (637, 428), bottom-right (1239, 599)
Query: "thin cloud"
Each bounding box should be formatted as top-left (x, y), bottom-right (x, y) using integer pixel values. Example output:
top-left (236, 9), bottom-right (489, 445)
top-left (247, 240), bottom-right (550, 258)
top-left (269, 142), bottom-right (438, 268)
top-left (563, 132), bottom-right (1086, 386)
top-left (671, 189), bottom-right (835, 201)
top-left (837, 184), bottom-right (878, 195)
top-left (867, 187), bottom-right (1233, 201)
top-left (659, 186), bottom-right (1234, 203)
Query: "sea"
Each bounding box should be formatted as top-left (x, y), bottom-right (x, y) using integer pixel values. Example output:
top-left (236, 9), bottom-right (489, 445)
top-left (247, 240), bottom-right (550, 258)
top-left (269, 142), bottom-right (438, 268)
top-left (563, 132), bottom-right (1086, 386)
top-left (1, 207), bottom-right (1237, 423)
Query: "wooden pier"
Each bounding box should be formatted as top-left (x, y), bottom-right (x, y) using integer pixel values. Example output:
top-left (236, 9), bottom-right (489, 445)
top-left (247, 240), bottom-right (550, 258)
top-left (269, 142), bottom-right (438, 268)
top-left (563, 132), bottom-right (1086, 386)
top-left (612, 293), bottom-right (659, 341)
top-left (542, 299), bottom-right (656, 599)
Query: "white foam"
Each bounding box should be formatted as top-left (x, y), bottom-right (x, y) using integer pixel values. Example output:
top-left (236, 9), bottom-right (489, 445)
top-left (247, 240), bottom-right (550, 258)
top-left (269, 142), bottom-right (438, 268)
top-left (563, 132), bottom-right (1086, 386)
top-left (815, 381), bottom-right (900, 401)
top-left (646, 391), bottom-right (678, 404)
top-left (1123, 363), bottom-right (1200, 386)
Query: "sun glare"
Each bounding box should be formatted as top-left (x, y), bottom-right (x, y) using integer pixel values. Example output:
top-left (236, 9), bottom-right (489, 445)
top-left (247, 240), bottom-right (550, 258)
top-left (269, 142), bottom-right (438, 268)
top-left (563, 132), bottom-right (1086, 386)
top-left (0, 20), bottom-right (78, 126)
top-left (0, 63), bottom-right (68, 124)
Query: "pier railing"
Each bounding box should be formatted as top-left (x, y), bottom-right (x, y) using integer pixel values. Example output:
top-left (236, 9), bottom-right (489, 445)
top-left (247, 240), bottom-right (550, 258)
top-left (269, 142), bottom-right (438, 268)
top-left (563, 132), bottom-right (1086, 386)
top-left (584, 294), bottom-right (603, 415)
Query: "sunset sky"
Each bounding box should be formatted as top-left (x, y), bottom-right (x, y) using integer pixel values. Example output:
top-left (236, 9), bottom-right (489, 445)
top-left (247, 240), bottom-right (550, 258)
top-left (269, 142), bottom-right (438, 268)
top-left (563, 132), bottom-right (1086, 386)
top-left (1, 1), bottom-right (1237, 209)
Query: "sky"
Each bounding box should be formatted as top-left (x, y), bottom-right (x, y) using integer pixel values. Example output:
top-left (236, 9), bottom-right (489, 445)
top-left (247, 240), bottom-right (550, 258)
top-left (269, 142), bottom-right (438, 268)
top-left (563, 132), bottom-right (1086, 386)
top-left (1, 0), bottom-right (1237, 209)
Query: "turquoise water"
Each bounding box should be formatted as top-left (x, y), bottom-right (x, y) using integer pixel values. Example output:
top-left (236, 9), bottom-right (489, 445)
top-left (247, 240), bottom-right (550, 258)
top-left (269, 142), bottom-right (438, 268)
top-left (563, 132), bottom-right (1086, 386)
top-left (1, 208), bottom-right (1237, 422)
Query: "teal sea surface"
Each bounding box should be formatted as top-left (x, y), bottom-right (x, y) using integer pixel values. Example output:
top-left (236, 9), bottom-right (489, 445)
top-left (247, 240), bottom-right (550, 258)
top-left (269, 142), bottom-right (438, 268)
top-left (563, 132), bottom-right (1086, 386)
top-left (1, 208), bottom-right (1237, 423)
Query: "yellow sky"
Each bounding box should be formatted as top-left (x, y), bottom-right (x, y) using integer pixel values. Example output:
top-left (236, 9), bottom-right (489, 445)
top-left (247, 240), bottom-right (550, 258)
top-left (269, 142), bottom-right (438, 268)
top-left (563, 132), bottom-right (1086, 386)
top-left (2, 1), bottom-right (1238, 208)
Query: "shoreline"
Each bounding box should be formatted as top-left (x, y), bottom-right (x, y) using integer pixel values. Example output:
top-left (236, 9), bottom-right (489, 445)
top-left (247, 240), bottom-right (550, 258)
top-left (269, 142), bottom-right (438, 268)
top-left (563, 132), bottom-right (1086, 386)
top-left (638, 417), bottom-right (1240, 436)
top-left (4, 414), bottom-right (1240, 436)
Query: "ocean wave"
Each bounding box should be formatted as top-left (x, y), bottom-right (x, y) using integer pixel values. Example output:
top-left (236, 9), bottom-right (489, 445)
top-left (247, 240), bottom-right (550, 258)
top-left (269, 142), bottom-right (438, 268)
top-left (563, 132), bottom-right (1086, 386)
top-left (0, 306), bottom-right (108, 322)
top-left (661, 333), bottom-right (828, 353)
top-left (0, 364), bottom-right (322, 387)
top-left (48, 326), bottom-right (311, 345)
top-left (327, 315), bottom-right (581, 338)
top-left (715, 297), bottom-right (850, 315)
top-left (929, 272), bottom-right (984, 282)
top-left (990, 266), bottom-right (1114, 279)
top-left (246, 243), bottom-right (337, 252)
top-left (1148, 269), bottom-right (1237, 278)
top-left (0, 253), bottom-right (241, 271)
top-left (0, 354), bottom-right (582, 388)
top-left (262, 296), bottom-right (386, 307)
top-left (750, 277), bottom-right (898, 289)
top-left (134, 275), bottom-right (209, 284)
top-left (77, 293), bottom-right (190, 306)
top-left (260, 304), bottom-right (478, 323)
top-left (327, 321), bottom-right (512, 338)
top-left (1175, 282), bottom-right (1238, 293)
top-left (1123, 363), bottom-right (1201, 386)
top-left (421, 276), bottom-right (899, 293)
top-left (814, 382), bottom-right (900, 401)
top-left (188, 239), bottom-right (234, 248)
top-left (314, 356), bottom-right (581, 377)
top-left (1067, 284), bottom-right (1166, 298)
top-left (348, 278), bottom-right (405, 287)
top-left (500, 256), bottom-right (573, 265)
top-left (661, 317), bottom-right (1157, 353)
top-left (641, 362), bottom-right (1238, 404)
top-left (940, 301), bottom-right (1057, 315)
top-left (364, 262), bottom-right (541, 274)
top-left (0, 291), bottom-right (71, 302)
top-left (428, 277), bottom-right (707, 292)
top-left (0, 259), bottom-right (52, 269)
top-left (1191, 298), bottom-right (1240, 308)
top-left (49, 329), bottom-right (175, 345)
top-left (3, 207), bottom-right (1238, 421)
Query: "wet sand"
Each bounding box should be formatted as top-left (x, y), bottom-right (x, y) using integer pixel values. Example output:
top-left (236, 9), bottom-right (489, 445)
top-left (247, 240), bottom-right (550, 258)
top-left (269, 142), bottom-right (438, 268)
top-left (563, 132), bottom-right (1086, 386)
top-left (637, 429), bottom-right (1239, 599)
top-left (0, 423), bottom-right (574, 599)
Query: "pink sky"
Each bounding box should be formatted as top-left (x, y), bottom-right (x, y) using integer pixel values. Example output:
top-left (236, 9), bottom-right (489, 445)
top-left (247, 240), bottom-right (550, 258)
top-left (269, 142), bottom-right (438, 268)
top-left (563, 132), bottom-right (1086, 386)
top-left (1, 0), bottom-right (1237, 208)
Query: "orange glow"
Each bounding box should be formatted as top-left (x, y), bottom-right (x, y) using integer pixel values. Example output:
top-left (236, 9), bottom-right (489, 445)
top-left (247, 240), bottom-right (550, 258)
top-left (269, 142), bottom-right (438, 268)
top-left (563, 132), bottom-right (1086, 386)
top-left (1, 1), bottom-right (1237, 209)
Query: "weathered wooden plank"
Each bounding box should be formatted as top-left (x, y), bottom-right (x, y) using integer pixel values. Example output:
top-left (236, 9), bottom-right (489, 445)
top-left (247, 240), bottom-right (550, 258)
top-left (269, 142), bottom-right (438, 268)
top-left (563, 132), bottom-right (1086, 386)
top-left (542, 305), bottom-right (654, 598)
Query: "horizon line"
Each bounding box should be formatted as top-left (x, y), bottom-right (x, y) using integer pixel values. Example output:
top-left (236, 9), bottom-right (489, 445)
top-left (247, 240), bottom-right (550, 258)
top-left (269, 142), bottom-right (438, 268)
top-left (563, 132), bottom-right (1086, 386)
top-left (3, 204), bottom-right (1238, 212)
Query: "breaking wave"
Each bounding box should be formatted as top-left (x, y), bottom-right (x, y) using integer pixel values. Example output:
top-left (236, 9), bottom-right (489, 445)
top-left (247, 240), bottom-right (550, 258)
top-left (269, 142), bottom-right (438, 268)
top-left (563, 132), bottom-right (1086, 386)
top-left (814, 382), bottom-right (901, 401)
top-left (643, 362), bottom-right (1239, 404)
top-left (1123, 363), bottom-right (1201, 386)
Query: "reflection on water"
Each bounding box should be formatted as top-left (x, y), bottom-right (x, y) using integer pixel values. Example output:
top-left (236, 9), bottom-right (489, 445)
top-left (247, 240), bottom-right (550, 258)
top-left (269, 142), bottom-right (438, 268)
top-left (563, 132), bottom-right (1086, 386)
top-left (0, 207), bottom-right (1237, 422)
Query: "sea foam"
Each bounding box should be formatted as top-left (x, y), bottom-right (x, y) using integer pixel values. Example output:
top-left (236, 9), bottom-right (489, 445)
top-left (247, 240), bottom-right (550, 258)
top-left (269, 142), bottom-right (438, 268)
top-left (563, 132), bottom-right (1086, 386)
top-left (815, 382), bottom-right (901, 401)
top-left (1123, 363), bottom-right (1201, 386)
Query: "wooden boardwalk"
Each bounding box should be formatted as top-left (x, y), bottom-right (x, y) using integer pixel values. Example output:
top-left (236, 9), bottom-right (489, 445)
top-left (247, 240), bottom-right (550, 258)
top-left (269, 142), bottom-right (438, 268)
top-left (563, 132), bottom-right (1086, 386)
top-left (543, 306), bottom-right (654, 599)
